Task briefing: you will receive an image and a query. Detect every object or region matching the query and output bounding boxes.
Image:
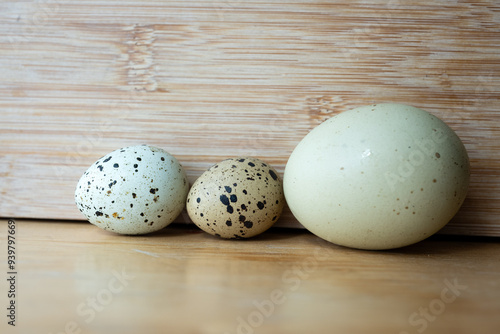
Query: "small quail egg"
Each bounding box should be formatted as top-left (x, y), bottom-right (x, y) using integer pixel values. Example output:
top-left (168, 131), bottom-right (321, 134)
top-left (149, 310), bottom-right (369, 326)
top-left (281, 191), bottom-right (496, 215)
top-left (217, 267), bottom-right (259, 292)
top-left (75, 145), bottom-right (189, 235)
top-left (187, 157), bottom-right (284, 239)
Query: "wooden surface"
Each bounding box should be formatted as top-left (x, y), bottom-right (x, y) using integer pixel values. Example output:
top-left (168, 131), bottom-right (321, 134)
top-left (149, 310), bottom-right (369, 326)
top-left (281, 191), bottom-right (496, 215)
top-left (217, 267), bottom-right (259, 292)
top-left (1, 219), bottom-right (499, 334)
top-left (1, 1), bottom-right (500, 235)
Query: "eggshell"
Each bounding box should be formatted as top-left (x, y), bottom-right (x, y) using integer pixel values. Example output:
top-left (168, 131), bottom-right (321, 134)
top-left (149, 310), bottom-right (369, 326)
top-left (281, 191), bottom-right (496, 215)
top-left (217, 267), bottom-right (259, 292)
top-left (75, 145), bottom-right (189, 235)
top-left (187, 157), bottom-right (284, 239)
top-left (284, 103), bottom-right (470, 250)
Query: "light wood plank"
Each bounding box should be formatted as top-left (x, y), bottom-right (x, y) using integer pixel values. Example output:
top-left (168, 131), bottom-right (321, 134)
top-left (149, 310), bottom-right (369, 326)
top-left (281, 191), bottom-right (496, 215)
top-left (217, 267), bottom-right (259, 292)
top-left (0, 1), bottom-right (499, 235)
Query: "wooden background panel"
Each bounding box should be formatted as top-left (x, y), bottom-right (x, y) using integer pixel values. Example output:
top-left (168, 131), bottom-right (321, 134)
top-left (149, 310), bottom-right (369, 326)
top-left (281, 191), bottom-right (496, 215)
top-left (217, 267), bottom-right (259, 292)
top-left (0, 0), bottom-right (499, 235)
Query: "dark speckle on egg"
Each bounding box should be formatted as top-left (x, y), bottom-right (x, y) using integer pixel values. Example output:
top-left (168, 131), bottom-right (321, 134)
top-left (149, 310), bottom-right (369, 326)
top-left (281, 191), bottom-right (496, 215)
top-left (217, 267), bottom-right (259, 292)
top-left (220, 195), bottom-right (230, 206)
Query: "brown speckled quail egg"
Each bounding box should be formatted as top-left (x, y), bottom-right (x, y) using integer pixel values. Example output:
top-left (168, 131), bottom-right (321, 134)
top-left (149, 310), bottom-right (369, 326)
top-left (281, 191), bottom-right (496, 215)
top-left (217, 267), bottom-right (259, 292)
top-left (187, 157), bottom-right (284, 239)
top-left (75, 145), bottom-right (189, 235)
top-left (284, 103), bottom-right (470, 250)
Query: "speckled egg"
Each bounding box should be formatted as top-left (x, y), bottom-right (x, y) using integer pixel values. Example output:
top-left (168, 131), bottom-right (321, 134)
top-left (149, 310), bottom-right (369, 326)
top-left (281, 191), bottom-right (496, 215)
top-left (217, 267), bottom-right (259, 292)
top-left (284, 103), bottom-right (470, 250)
top-left (187, 157), bottom-right (284, 239)
top-left (75, 145), bottom-right (189, 235)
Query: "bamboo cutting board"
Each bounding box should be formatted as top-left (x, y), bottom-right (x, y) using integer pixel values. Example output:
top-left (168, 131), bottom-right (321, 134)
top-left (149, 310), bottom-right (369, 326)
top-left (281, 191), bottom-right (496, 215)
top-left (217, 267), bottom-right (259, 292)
top-left (1, 0), bottom-right (499, 236)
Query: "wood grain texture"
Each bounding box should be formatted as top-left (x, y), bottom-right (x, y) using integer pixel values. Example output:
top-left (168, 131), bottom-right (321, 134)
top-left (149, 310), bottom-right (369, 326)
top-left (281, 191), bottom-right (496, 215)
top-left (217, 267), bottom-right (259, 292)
top-left (1, 219), bottom-right (499, 334)
top-left (0, 1), bottom-right (499, 235)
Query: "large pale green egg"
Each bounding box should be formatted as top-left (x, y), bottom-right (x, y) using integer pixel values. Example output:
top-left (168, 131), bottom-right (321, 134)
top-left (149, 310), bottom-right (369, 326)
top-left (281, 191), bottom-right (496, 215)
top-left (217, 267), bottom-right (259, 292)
top-left (284, 103), bottom-right (470, 250)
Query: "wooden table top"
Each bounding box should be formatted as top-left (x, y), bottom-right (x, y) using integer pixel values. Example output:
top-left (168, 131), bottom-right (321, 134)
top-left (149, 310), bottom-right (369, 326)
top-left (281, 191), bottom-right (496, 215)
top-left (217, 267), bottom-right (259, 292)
top-left (1, 219), bottom-right (499, 334)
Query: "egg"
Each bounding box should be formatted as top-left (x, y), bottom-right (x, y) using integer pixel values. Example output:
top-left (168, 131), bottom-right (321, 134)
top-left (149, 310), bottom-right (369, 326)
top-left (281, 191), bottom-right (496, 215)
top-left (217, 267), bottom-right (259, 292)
top-left (284, 103), bottom-right (470, 250)
top-left (75, 145), bottom-right (189, 235)
top-left (187, 157), bottom-right (284, 239)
